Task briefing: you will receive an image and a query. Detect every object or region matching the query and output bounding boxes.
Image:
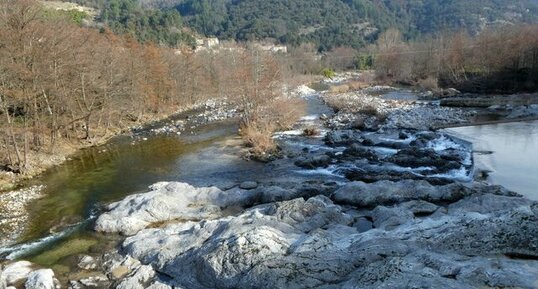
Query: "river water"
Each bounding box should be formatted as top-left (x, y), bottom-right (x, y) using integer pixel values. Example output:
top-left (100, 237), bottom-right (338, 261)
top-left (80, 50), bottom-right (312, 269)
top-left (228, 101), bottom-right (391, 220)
top-left (4, 92), bottom-right (537, 283)
top-left (445, 120), bottom-right (538, 200)
top-left (0, 95), bottom-right (337, 281)
top-left (0, 119), bottom-right (269, 276)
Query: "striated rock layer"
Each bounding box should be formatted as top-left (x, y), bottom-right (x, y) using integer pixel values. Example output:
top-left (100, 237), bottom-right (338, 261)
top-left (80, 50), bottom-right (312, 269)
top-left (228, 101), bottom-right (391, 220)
top-left (96, 181), bottom-right (538, 289)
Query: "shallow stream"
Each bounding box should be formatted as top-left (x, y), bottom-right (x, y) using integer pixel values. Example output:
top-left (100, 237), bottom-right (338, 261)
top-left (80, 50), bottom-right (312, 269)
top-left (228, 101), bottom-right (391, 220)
top-left (0, 119), bottom-right (267, 278)
top-left (3, 93), bottom-right (537, 284)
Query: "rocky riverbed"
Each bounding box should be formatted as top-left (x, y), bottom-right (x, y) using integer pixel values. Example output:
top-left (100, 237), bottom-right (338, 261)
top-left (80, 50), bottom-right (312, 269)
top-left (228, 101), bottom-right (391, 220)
top-left (2, 83), bottom-right (538, 289)
top-left (0, 187), bottom-right (44, 248)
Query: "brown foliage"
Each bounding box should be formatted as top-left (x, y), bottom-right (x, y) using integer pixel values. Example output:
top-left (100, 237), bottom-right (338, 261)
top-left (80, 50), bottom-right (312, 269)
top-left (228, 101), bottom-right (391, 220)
top-left (372, 25), bottom-right (538, 93)
top-left (230, 49), bottom-right (306, 156)
top-left (0, 0), bottom-right (301, 171)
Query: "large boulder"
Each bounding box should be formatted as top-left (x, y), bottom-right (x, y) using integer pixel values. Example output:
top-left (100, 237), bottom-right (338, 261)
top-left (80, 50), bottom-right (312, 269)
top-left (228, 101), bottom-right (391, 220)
top-left (294, 154), bottom-right (332, 169)
top-left (122, 196), bottom-right (356, 288)
top-left (2, 261), bottom-right (33, 285)
top-left (387, 148), bottom-right (462, 172)
top-left (95, 182), bottom-right (257, 235)
top-left (332, 180), bottom-right (472, 208)
top-left (24, 269), bottom-right (56, 289)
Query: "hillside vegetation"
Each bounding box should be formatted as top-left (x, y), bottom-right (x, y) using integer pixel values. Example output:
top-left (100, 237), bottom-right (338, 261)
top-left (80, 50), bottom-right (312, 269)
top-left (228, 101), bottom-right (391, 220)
top-left (64, 0), bottom-right (538, 50)
top-left (166, 0), bottom-right (538, 50)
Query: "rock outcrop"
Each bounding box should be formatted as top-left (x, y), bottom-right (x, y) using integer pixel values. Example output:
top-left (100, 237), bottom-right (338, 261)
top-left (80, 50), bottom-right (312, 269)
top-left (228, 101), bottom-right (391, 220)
top-left (332, 180), bottom-right (473, 207)
top-left (1, 261), bottom-right (34, 286)
top-left (107, 183), bottom-right (538, 289)
top-left (95, 182), bottom-right (241, 235)
top-left (25, 269), bottom-right (57, 289)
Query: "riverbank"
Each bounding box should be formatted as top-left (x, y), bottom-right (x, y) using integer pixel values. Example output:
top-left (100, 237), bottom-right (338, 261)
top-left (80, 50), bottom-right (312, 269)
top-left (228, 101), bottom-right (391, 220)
top-left (67, 86), bottom-right (537, 288)
top-left (0, 99), bottom-right (239, 249)
top-left (2, 75), bottom-right (538, 288)
top-left (0, 99), bottom-right (238, 193)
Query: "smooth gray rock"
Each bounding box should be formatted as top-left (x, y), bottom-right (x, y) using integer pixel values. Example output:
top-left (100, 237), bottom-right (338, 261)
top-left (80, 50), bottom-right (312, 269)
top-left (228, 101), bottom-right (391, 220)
top-left (294, 155), bottom-right (332, 169)
top-left (256, 186), bottom-right (297, 203)
top-left (401, 200), bottom-right (439, 216)
top-left (371, 205), bottom-right (414, 230)
top-left (239, 181), bottom-right (258, 190)
top-left (332, 180), bottom-right (471, 208)
top-left (353, 217), bottom-right (373, 233)
top-left (115, 193), bottom-right (538, 289)
top-left (2, 261), bottom-right (33, 285)
top-left (24, 269), bottom-right (56, 289)
top-left (448, 193), bottom-right (533, 214)
top-left (95, 182), bottom-right (232, 235)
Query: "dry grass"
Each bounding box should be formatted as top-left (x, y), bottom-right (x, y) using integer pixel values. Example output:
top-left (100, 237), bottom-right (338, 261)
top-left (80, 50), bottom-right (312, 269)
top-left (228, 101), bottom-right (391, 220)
top-left (328, 80), bottom-right (370, 94)
top-left (323, 92), bottom-right (391, 121)
top-left (418, 76), bottom-right (439, 91)
top-left (328, 84), bottom-right (351, 94)
top-left (240, 97), bottom-right (306, 158)
top-left (239, 122), bottom-right (278, 156)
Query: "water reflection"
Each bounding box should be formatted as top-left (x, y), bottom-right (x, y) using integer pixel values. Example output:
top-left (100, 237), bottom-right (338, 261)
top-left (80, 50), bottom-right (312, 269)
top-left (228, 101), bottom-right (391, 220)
top-left (445, 120), bottom-right (538, 200)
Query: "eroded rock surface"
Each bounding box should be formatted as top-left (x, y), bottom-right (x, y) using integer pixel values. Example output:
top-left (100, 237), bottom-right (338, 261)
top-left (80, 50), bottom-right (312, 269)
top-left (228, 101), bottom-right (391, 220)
top-left (332, 180), bottom-right (473, 207)
top-left (25, 269), bottom-right (57, 289)
top-left (95, 182), bottom-right (234, 235)
top-left (109, 184), bottom-right (538, 289)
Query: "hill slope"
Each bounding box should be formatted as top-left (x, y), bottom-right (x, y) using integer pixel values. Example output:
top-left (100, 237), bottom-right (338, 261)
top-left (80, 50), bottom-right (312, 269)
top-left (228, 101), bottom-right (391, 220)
top-left (174, 0), bottom-right (538, 50)
top-left (71, 0), bottom-right (538, 50)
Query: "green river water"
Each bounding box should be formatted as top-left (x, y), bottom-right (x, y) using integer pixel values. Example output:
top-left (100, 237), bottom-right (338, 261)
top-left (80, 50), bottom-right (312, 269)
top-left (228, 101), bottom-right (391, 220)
top-left (4, 119), bottom-right (248, 279)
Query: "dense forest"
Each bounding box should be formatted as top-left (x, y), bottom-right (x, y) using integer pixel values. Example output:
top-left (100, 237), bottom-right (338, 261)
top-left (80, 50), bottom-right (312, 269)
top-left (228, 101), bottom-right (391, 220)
top-left (100, 0), bottom-right (195, 46)
top-left (65, 0), bottom-right (538, 51)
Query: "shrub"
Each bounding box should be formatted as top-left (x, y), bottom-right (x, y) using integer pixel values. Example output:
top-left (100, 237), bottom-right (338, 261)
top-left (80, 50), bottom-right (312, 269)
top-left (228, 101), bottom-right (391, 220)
top-left (303, 126), bottom-right (320, 136)
top-left (239, 122), bottom-right (277, 156)
top-left (321, 68), bottom-right (336, 79)
top-left (418, 76), bottom-right (439, 91)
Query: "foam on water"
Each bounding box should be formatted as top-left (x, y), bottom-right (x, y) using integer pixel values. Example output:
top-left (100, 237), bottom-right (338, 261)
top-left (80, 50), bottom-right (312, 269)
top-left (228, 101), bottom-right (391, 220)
top-left (378, 164), bottom-right (437, 175)
top-left (0, 215), bottom-right (97, 260)
top-left (300, 115), bottom-right (319, 121)
top-left (461, 152), bottom-right (473, 166)
top-left (293, 165), bottom-right (341, 177)
top-left (430, 167), bottom-right (472, 182)
top-left (371, 147), bottom-right (398, 156)
top-left (427, 136), bottom-right (463, 151)
top-left (282, 141), bottom-right (341, 153)
top-left (379, 135), bottom-right (417, 144)
top-left (0, 226), bottom-right (78, 260)
top-left (273, 130), bottom-right (304, 138)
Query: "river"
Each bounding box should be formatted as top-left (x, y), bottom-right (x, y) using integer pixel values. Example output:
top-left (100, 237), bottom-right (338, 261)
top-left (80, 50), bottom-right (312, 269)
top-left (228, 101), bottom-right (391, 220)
top-left (445, 120), bottom-right (538, 200)
top-left (3, 93), bottom-right (537, 284)
top-left (0, 118), bottom-right (268, 277)
top-left (0, 95), bottom-right (338, 282)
